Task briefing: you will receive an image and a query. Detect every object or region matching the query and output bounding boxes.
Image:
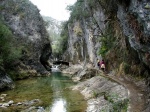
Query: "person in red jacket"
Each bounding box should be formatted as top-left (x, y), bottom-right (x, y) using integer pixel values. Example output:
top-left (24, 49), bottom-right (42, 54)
top-left (100, 59), bottom-right (105, 72)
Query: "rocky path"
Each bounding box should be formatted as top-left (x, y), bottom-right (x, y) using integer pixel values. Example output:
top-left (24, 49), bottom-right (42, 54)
top-left (62, 64), bottom-right (149, 112)
top-left (103, 73), bottom-right (148, 112)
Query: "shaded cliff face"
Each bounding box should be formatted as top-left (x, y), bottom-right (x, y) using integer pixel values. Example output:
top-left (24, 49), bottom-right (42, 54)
top-left (64, 0), bottom-right (150, 91)
top-left (0, 68), bottom-right (14, 91)
top-left (0, 0), bottom-right (51, 76)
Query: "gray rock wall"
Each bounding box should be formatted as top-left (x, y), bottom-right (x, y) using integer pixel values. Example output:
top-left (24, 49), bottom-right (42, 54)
top-left (65, 1), bottom-right (150, 110)
top-left (65, 0), bottom-right (150, 74)
top-left (117, 0), bottom-right (150, 69)
top-left (0, 0), bottom-right (51, 89)
top-left (0, 0), bottom-right (51, 70)
top-left (0, 0), bottom-right (50, 60)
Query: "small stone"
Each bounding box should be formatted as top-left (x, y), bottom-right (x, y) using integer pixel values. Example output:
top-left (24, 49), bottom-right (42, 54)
top-left (17, 102), bottom-right (22, 105)
top-left (0, 97), bottom-right (4, 100)
top-left (33, 99), bottom-right (40, 103)
top-left (2, 103), bottom-right (9, 107)
top-left (1, 94), bottom-right (7, 97)
top-left (0, 105), bottom-right (7, 108)
top-left (8, 100), bottom-right (14, 105)
top-left (2, 99), bottom-right (5, 102)
top-left (37, 106), bottom-right (45, 112)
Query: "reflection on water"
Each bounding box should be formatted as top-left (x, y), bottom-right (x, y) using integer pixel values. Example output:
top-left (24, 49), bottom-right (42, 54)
top-left (0, 72), bottom-right (87, 112)
top-left (51, 98), bottom-right (67, 112)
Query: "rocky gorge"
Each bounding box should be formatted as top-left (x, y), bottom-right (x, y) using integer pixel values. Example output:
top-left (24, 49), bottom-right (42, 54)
top-left (0, 0), bottom-right (150, 112)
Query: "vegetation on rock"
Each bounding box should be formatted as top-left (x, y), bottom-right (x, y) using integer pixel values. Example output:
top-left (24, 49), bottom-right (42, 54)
top-left (0, 0), bottom-right (51, 80)
top-left (0, 19), bottom-right (22, 70)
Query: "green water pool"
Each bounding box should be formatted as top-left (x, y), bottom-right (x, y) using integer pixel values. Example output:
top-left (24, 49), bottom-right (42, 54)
top-left (0, 72), bottom-right (87, 112)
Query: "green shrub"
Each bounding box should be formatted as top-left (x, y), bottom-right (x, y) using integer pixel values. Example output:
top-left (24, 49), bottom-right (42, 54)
top-left (0, 19), bottom-right (22, 68)
top-left (67, 0), bottom-right (91, 23)
top-left (98, 20), bottom-right (117, 58)
top-left (104, 93), bottom-right (129, 112)
top-left (99, 44), bottom-right (108, 57)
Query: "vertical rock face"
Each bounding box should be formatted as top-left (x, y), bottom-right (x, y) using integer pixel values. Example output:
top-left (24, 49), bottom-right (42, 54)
top-left (65, 0), bottom-right (107, 65)
top-left (0, 0), bottom-right (50, 61)
top-left (0, 0), bottom-right (51, 89)
top-left (66, 15), bottom-right (104, 65)
top-left (65, 0), bottom-right (150, 73)
top-left (0, 0), bottom-right (51, 68)
top-left (64, 0), bottom-right (150, 108)
top-left (117, 0), bottom-right (150, 69)
top-left (65, 0), bottom-right (150, 110)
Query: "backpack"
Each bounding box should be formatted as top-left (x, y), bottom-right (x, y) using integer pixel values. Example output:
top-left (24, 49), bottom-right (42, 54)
top-left (101, 64), bottom-right (105, 68)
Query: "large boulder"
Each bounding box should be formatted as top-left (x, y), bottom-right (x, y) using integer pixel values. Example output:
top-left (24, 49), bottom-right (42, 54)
top-left (0, 69), bottom-right (14, 91)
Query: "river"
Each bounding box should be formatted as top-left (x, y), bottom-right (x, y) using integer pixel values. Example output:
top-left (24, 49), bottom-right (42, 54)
top-left (0, 72), bottom-right (87, 112)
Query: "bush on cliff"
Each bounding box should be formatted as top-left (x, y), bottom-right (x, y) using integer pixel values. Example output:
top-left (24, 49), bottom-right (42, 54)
top-left (0, 19), bottom-right (22, 70)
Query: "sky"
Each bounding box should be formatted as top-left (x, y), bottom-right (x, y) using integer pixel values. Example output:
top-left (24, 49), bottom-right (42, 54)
top-left (29, 0), bottom-right (77, 21)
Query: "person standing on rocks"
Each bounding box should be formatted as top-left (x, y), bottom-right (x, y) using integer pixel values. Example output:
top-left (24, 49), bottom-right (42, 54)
top-left (100, 59), bottom-right (105, 72)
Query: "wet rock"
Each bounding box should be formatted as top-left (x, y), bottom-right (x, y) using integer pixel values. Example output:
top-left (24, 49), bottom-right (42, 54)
top-left (62, 64), bottom-right (83, 75)
top-left (17, 102), bottom-right (22, 105)
top-left (0, 105), bottom-right (7, 108)
top-left (0, 100), bottom-right (14, 108)
top-left (22, 106), bottom-right (45, 112)
top-left (2, 103), bottom-right (9, 107)
top-left (77, 68), bottom-right (98, 80)
top-left (62, 64), bottom-right (98, 81)
top-left (0, 94), bottom-right (7, 97)
top-left (7, 100), bottom-right (14, 105)
top-left (0, 69), bottom-right (15, 91)
top-left (37, 107), bottom-right (45, 112)
top-left (23, 99), bottom-right (41, 106)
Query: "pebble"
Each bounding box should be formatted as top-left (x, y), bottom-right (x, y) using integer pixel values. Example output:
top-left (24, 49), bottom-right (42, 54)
top-left (1, 94), bottom-right (7, 97)
top-left (8, 100), bottom-right (14, 105)
top-left (17, 102), bottom-right (22, 105)
top-left (2, 103), bottom-right (9, 107)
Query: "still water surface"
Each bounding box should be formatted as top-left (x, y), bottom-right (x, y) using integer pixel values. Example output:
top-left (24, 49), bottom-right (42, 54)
top-left (0, 72), bottom-right (87, 112)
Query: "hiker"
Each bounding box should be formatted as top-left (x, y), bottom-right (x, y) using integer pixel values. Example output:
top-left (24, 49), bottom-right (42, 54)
top-left (100, 59), bottom-right (105, 72)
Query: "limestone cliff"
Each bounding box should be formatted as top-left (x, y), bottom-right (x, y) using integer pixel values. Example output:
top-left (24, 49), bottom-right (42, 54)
top-left (64, 0), bottom-right (150, 80)
top-left (0, 0), bottom-right (51, 89)
top-left (63, 0), bottom-right (150, 110)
